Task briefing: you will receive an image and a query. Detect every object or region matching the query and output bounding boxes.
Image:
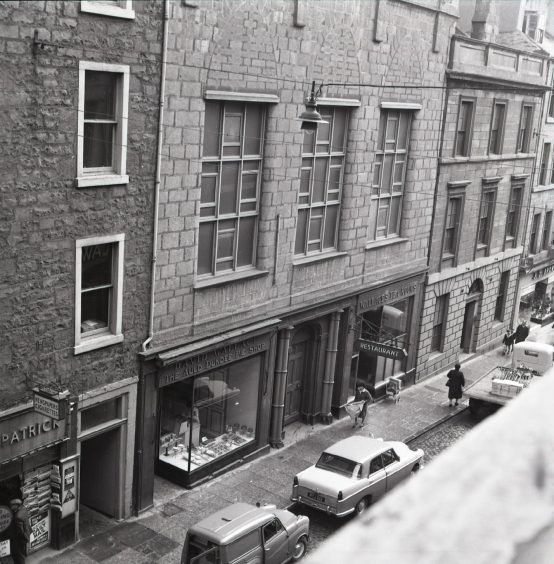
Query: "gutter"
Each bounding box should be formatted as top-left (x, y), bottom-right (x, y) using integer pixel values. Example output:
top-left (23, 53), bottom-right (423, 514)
top-left (142, 0), bottom-right (169, 352)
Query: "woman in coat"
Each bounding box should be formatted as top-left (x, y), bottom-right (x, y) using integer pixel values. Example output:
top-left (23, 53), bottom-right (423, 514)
top-left (446, 363), bottom-right (465, 407)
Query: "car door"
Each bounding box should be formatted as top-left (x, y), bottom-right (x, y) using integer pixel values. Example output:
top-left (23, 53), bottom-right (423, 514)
top-left (262, 518), bottom-right (289, 564)
top-left (382, 448), bottom-right (404, 490)
top-left (366, 454), bottom-right (387, 502)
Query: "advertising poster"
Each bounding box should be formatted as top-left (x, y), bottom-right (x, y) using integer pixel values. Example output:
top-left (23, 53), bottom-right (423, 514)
top-left (60, 455), bottom-right (79, 519)
top-left (29, 511), bottom-right (50, 551)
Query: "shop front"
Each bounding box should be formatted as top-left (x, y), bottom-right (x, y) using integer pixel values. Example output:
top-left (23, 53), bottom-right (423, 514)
top-left (517, 264), bottom-right (554, 325)
top-left (0, 397), bottom-right (78, 561)
top-left (152, 329), bottom-right (277, 489)
top-left (352, 274), bottom-right (424, 398)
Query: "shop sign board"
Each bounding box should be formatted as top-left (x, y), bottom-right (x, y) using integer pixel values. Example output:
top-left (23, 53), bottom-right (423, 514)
top-left (0, 410), bottom-right (67, 464)
top-left (159, 336), bottom-right (269, 387)
top-left (358, 282), bottom-right (418, 312)
top-left (59, 455), bottom-right (79, 518)
top-left (33, 389), bottom-right (68, 421)
top-left (29, 510), bottom-right (49, 551)
top-left (358, 339), bottom-right (407, 360)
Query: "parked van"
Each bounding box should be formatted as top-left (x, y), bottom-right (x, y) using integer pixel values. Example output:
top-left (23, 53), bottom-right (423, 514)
top-left (181, 502), bottom-right (309, 564)
top-left (512, 341), bottom-right (554, 375)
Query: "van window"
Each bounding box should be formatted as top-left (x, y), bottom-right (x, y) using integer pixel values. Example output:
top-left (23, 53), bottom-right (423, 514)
top-left (227, 529), bottom-right (261, 562)
top-left (190, 546), bottom-right (219, 564)
top-left (262, 518), bottom-right (284, 543)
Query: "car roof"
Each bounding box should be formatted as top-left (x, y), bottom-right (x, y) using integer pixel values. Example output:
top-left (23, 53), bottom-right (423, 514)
top-left (323, 436), bottom-right (391, 462)
top-left (188, 503), bottom-right (272, 545)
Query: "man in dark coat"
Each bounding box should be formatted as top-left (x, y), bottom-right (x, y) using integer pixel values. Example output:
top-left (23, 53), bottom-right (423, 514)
top-left (514, 321), bottom-right (529, 344)
top-left (446, 363), bottom-right (465, 407)
top-left (9, 499), bottom-right (30, 564)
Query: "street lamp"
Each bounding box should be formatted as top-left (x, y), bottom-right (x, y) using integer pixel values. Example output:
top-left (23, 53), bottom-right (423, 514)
top-left (297, 81), bottom-right (328, 131)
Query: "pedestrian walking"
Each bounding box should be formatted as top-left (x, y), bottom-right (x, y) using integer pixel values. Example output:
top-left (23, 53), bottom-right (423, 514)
top-left (446, 363), bottom-right (465, 407)
top-left (9, 499), bottom-right (30, 564)
top-left (352, 382), bottom-right (374, 428)
top-left (502, 326), bottom-right (514, 355)
top-left (514, 320), bottom-right (529, 344)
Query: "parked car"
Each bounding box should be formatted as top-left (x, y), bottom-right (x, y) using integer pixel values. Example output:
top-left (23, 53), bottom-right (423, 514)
top-left (291, 436), bottom-right (424, 517)
top-left (181, 502), bottom-right (309, 564)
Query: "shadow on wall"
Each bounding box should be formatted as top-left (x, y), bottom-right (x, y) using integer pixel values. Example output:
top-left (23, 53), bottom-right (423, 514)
top-left (304, 374), bottom-right (554, 564)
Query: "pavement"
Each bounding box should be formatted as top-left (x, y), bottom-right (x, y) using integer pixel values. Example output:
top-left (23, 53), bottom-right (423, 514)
top-left (31, 321), bottom-right (554, 564)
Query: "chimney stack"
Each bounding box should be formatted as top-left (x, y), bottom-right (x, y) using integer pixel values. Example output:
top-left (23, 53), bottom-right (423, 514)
top-left (471, 0), bottom-right (499, 42)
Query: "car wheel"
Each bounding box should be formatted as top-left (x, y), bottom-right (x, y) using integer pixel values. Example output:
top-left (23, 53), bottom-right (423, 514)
top-left (354, 497), bottom-right (370, 515)
top-left (411, 463), bottom-right (420, 475)
top-left (291, 536), bottom-right (308, 561)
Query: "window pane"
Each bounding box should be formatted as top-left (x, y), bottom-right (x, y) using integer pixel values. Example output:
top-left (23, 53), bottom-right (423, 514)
top-left (85, 71), bottom-right (116, 121)
top-left (372, 155), bottom-right (382, 195)
top-left (331, 109), bottom-right (346, 152)
top-left (237, 217), bottom-right (255, 267)
top-left (377, 114), bottom-right (386, 150)
top-left (313, 158), bottom-right (328, 203)
top-left (389, 196), bottom-right (401, 236)
top-left (244, 104), bottom-right (263, 155)
top-left (201, 174), bottom-right (217, 205)
top-left (241, 172), bottom-right (258, 201)
top-left (81, 398), bottom-right (119, 430)
top-left (381, 155), bottom-right (394, 194)
top-left (323, 205), bottom-right (338, 249)
top-left (303, 129), bottom-right (315, 154)
top-left (81, 287), bottom-right (110, 333)
top-left (295, 209), bottom-right (308, 254)
top-left (397, 112), bottom-right (410, 150)
top-left (300, 166), bottom-right (311, 197)
top-left (393, 160), bottom-right (404, 185)
top-left (198, 222), bottom-right (214, 275)
top-left (309, 209), bottom-right (323, 244)
top-left (84, 123), bottom-right (114, 168)
top-left (217, 229), bottom-right (235, 260)
top-left (220, 162), bottom-right (239, 214)
top-left (328, 168), bottom-right (341, 200)
top-left (82, 244), bottom-right (112, 289)
top-left (377, 204), bottom-right (388, 237)
top-left (317, 111), bottom-right (331, 145)
top-left (203, 101), bottom-right (221, 157)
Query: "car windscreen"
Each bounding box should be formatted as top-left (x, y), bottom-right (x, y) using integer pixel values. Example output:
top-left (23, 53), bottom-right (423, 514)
top-left (315, 453), bottom-right (361, 478)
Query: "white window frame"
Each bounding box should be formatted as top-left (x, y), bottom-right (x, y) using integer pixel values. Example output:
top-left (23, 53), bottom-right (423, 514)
top-left (74, 233), bottom-right (124, 355)
top-left (77, 61), bottom-right (129, 188)
top-left (80, 1), bottom-right (135, 20)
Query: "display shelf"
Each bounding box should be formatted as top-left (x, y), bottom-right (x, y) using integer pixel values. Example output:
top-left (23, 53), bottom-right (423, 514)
top-left (159, 431), bottom-right (254, 472)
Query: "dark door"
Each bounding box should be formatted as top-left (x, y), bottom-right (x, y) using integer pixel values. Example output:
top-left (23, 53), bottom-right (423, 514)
top-left (80, 428), bottom-right (120, 517)
top-left (460, 301), bottom-right (476, 353)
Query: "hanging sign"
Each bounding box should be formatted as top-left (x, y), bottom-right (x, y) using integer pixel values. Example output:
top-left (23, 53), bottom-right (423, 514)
top-left (0, 540), bottom-right (10, 557)
top-left (33, 388), bottom-right (69, 421)
top-left (29, 510), bottom-right (50, 551)
top-left (358, 339), bottom-right (407, 360)
top-left (0, 506), bottom-right (12, 533)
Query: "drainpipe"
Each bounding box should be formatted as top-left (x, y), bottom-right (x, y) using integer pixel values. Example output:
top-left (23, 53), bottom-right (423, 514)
top-left (142, 0), bottom-right (169, 352)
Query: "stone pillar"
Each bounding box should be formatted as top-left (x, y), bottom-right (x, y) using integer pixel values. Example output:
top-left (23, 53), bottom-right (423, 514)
top-left (269, 326), bottom-right (293, 448)
top-left (321, 310), bottom-right (342, 424)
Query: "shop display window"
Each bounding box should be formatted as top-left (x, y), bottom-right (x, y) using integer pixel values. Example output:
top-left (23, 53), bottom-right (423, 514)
top-left (159, 355), bottom-right (261, 472)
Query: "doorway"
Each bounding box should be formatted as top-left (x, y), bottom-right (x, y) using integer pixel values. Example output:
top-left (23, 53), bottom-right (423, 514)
top-left (284, 328), bottom-right (313, 425)
top-left (80, 428), bottom-right (120, 518)
top-left (460, 279), bottom-right (483, 353)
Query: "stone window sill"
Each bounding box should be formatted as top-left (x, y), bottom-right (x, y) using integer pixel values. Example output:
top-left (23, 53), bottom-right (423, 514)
top-left (195, 268), bottom-right (269, 289)
top-left (74, 333), bottom-right (124, 355)
top-left (293, 251), bottom-right (347, 267)
top-left (80, 1), bottom-right (135, 19)
top-left (365, 237), bottom-right (409, 251)
top-left (76, 174), bottom-right (129, 188)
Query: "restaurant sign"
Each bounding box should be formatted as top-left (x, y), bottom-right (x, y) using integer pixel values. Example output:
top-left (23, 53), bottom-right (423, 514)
top-left (0, 410), bottom-right (67, 464)
top-left (358, 339), bottom-right (407, 360)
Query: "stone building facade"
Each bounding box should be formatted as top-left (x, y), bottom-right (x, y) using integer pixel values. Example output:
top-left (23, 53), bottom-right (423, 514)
top-left (135, 0), bottom-right (458, 507)
top-left (416, 2), bottom-right (550, 379)
top-left (0, 0), bottom-right (162, 553)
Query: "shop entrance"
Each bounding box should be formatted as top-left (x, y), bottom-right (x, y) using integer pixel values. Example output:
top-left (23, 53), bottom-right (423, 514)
top-left (285, 328), bottom-right (313, 425)
top-left (460, 279), bottom-right (483, 353)
top-left (80, 428), bottom-right (120, 518)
